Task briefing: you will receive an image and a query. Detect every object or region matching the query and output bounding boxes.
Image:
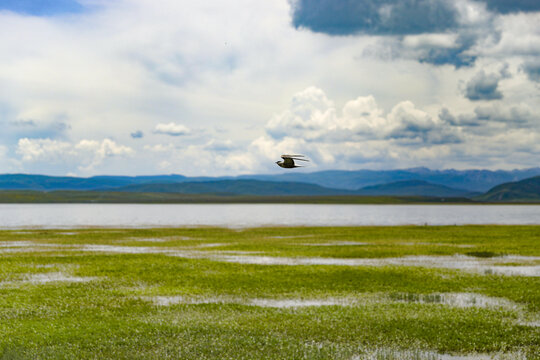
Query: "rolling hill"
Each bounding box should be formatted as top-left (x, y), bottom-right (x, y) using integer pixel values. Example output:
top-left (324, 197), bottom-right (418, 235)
top-left (475, 176), bottom-right (540, 202)
top-left (114, 179), bottom-right (476, 198)
top-left (356, 180), bottom-right (478, 197)
top-left (239, 167), bottom-right (540, 192)
top-left (113, 180), bottom-right (354, 196)
top-left (0, 174), bottom-right (188, 191)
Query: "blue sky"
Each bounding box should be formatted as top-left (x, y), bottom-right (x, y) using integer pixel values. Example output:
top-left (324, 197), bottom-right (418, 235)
top-left (0, 0), bottom-right (84, 16)
top-left (0, 0), bottom-right (540, 176)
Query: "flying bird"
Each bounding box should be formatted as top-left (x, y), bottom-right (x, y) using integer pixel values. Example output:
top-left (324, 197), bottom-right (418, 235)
top-left (276, 154), bottom-right (309, 168)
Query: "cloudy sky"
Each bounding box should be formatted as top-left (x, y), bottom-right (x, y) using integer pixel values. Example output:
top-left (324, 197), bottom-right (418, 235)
top-left (1, 0), bottom-right (540, 176)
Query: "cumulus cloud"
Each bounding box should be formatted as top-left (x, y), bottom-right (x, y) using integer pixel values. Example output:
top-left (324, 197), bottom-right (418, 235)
top-left (248, 86), bottom-right (540, 171)
top-left (265, 87), bottom-right (461, 145)
top-left (523, 60), bottom-right (540, 82)
top-left (473, 103), bottom-right (533, 125)
top-left (16, 138), bottom-right (73, 163)
top-left (484, 0), bottom-right (540, 14)
top-left (130, 130), bottom-right (144, 139)
top-left (464, 68), bottom-right (509, 101)
top-left (291, 0), bottom-right (540, 67)
top-left (291, 0), bottom-right (540, 36)
top-left (291, 0), bottom-right (459, 36)
top-left (154, 123), bottom-right (191, 136)
top-left (16, 138), bottom-right (133, 172)
top-left (386, 101), bottom-right (462, 144)
top-left (440, 103), bottom-right (534, 129)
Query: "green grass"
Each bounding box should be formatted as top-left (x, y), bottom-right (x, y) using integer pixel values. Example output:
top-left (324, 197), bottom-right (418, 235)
top-left (0, 226), bottom-right (539, 359)
top-left (0, 190), bottom-right (475, 204)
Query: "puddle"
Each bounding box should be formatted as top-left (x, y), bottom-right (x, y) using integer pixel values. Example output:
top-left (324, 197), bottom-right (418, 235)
top-left (13, 243), bottom-right (538, 277)
top-left (81, 244), bottom-right (179, 255)
top-left (1, 272), bottom-right (97, 286)
top-left (127, 236), bottom-right (195, 242)
top-left (81, 244), bottom-right (256, 257)
top-left (144, 294), bottom-right (515, 310)
top-left (248, 298), bottom-right (352, 308)
top-left (483, 266), bottom-right (540, 277)
top-left (517, 319), bottom-right (540, 327)
top-left (144, 296), bottom-right (355, 308)
top-left (196, 243), bottom-right (227, 248)
top-left (25, 272), bottom-right (96, 284)
top-left (144, 296), bottom-right (227, 306)
top-left (0, 242), bottom-right (74, 254)
top-left (0, 241), bottom-right (73, 248)
top-left (353, 348), bottom-right (526, 360)
top-left (212, 250), bottom-right (262, 255)
top-left (126, 238), bottom-right (169, 243)
top-left (389, 293), bottom-right (517, 309)
top-left (34, 264), bottom-right (58, 268)
top-left (80, 245), bottom-right (540, 277)
top-left (215, 254), bottom-right (540, 277)
top-left (400, 242), bottom-right (476, 248)
top-left (0, 241), bottom-right (38, 247)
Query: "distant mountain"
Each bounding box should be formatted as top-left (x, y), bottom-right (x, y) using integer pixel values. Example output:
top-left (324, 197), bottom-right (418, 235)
top-left (115, 179), bottom-right (476, 198)
top-left (356, 180), bottom-right (479, 197)
top-left (238, 167), bottom-right (540, 192)
top-left (475, 176), bottom-right (540, 202)
top-left (0, 174), bottom-right (188, 191)
top-left (113, 180), bottom-right (353, 196)
top-left (2, 167), bottom-right (540, 194)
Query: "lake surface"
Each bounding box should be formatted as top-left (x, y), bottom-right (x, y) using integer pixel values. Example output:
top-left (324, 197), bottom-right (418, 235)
top-left (0, 204), bottom-right (539, 228)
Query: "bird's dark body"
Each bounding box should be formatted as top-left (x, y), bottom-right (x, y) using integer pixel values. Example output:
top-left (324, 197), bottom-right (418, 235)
top-left (276, 154), bottom-right (308, 168)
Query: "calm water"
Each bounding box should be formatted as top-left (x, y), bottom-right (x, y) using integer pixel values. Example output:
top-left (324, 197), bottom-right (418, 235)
top-left (0, 204), bottom-right (539, 228)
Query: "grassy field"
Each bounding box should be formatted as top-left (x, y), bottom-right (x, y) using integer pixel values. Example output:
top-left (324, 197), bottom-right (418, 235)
top-left (0, 226), bottom-right (538, 359)
top-left (0, 191), bottom-right (475, 204)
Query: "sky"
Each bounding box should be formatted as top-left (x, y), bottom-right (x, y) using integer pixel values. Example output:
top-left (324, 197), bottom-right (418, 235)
top-left (0, 0), bottom-right (540, 176)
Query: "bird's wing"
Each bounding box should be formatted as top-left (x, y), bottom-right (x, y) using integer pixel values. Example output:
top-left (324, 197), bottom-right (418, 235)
top-left (281, 154), bottom-right (309, 161)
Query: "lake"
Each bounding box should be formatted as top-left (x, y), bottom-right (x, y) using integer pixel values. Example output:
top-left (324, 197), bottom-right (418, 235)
top-left (1, 204), bottom-right (539, 228)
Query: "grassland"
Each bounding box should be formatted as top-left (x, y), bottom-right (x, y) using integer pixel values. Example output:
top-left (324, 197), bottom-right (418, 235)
top-left (0, 226), bottom-right (539, 359)
top-left (0, 190), bottom-right (475, 204)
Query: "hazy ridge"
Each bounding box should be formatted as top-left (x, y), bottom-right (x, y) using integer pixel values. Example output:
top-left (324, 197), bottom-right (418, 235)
top-left (0, 168), bottom-right (539, 202)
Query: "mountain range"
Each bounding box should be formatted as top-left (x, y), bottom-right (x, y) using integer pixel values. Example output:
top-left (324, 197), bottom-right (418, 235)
top-left (0, 168), bottom-right (539, 201)
top-left (1, 167), bottom-right (540, 192)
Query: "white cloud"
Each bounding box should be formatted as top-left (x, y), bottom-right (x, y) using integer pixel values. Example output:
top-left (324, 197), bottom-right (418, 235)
top-left (16, 138), bottom-right (133, 172)
top-left (248, 86), bottom-right (539, 171)
top-left (403, 34), bottom-right (459, 49)
top-left (16, 138), bottom-right (73, 163)
top-left (264, 87), bottom-right (461, 144)
top-left (144, 143), bottom-right (175, 153)
top-left (479, 12), bottom-right (540, 57)
top-left (154, 123), bottom-right (191, 136)
top-left (0, 0), bottom-right (539, 175)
